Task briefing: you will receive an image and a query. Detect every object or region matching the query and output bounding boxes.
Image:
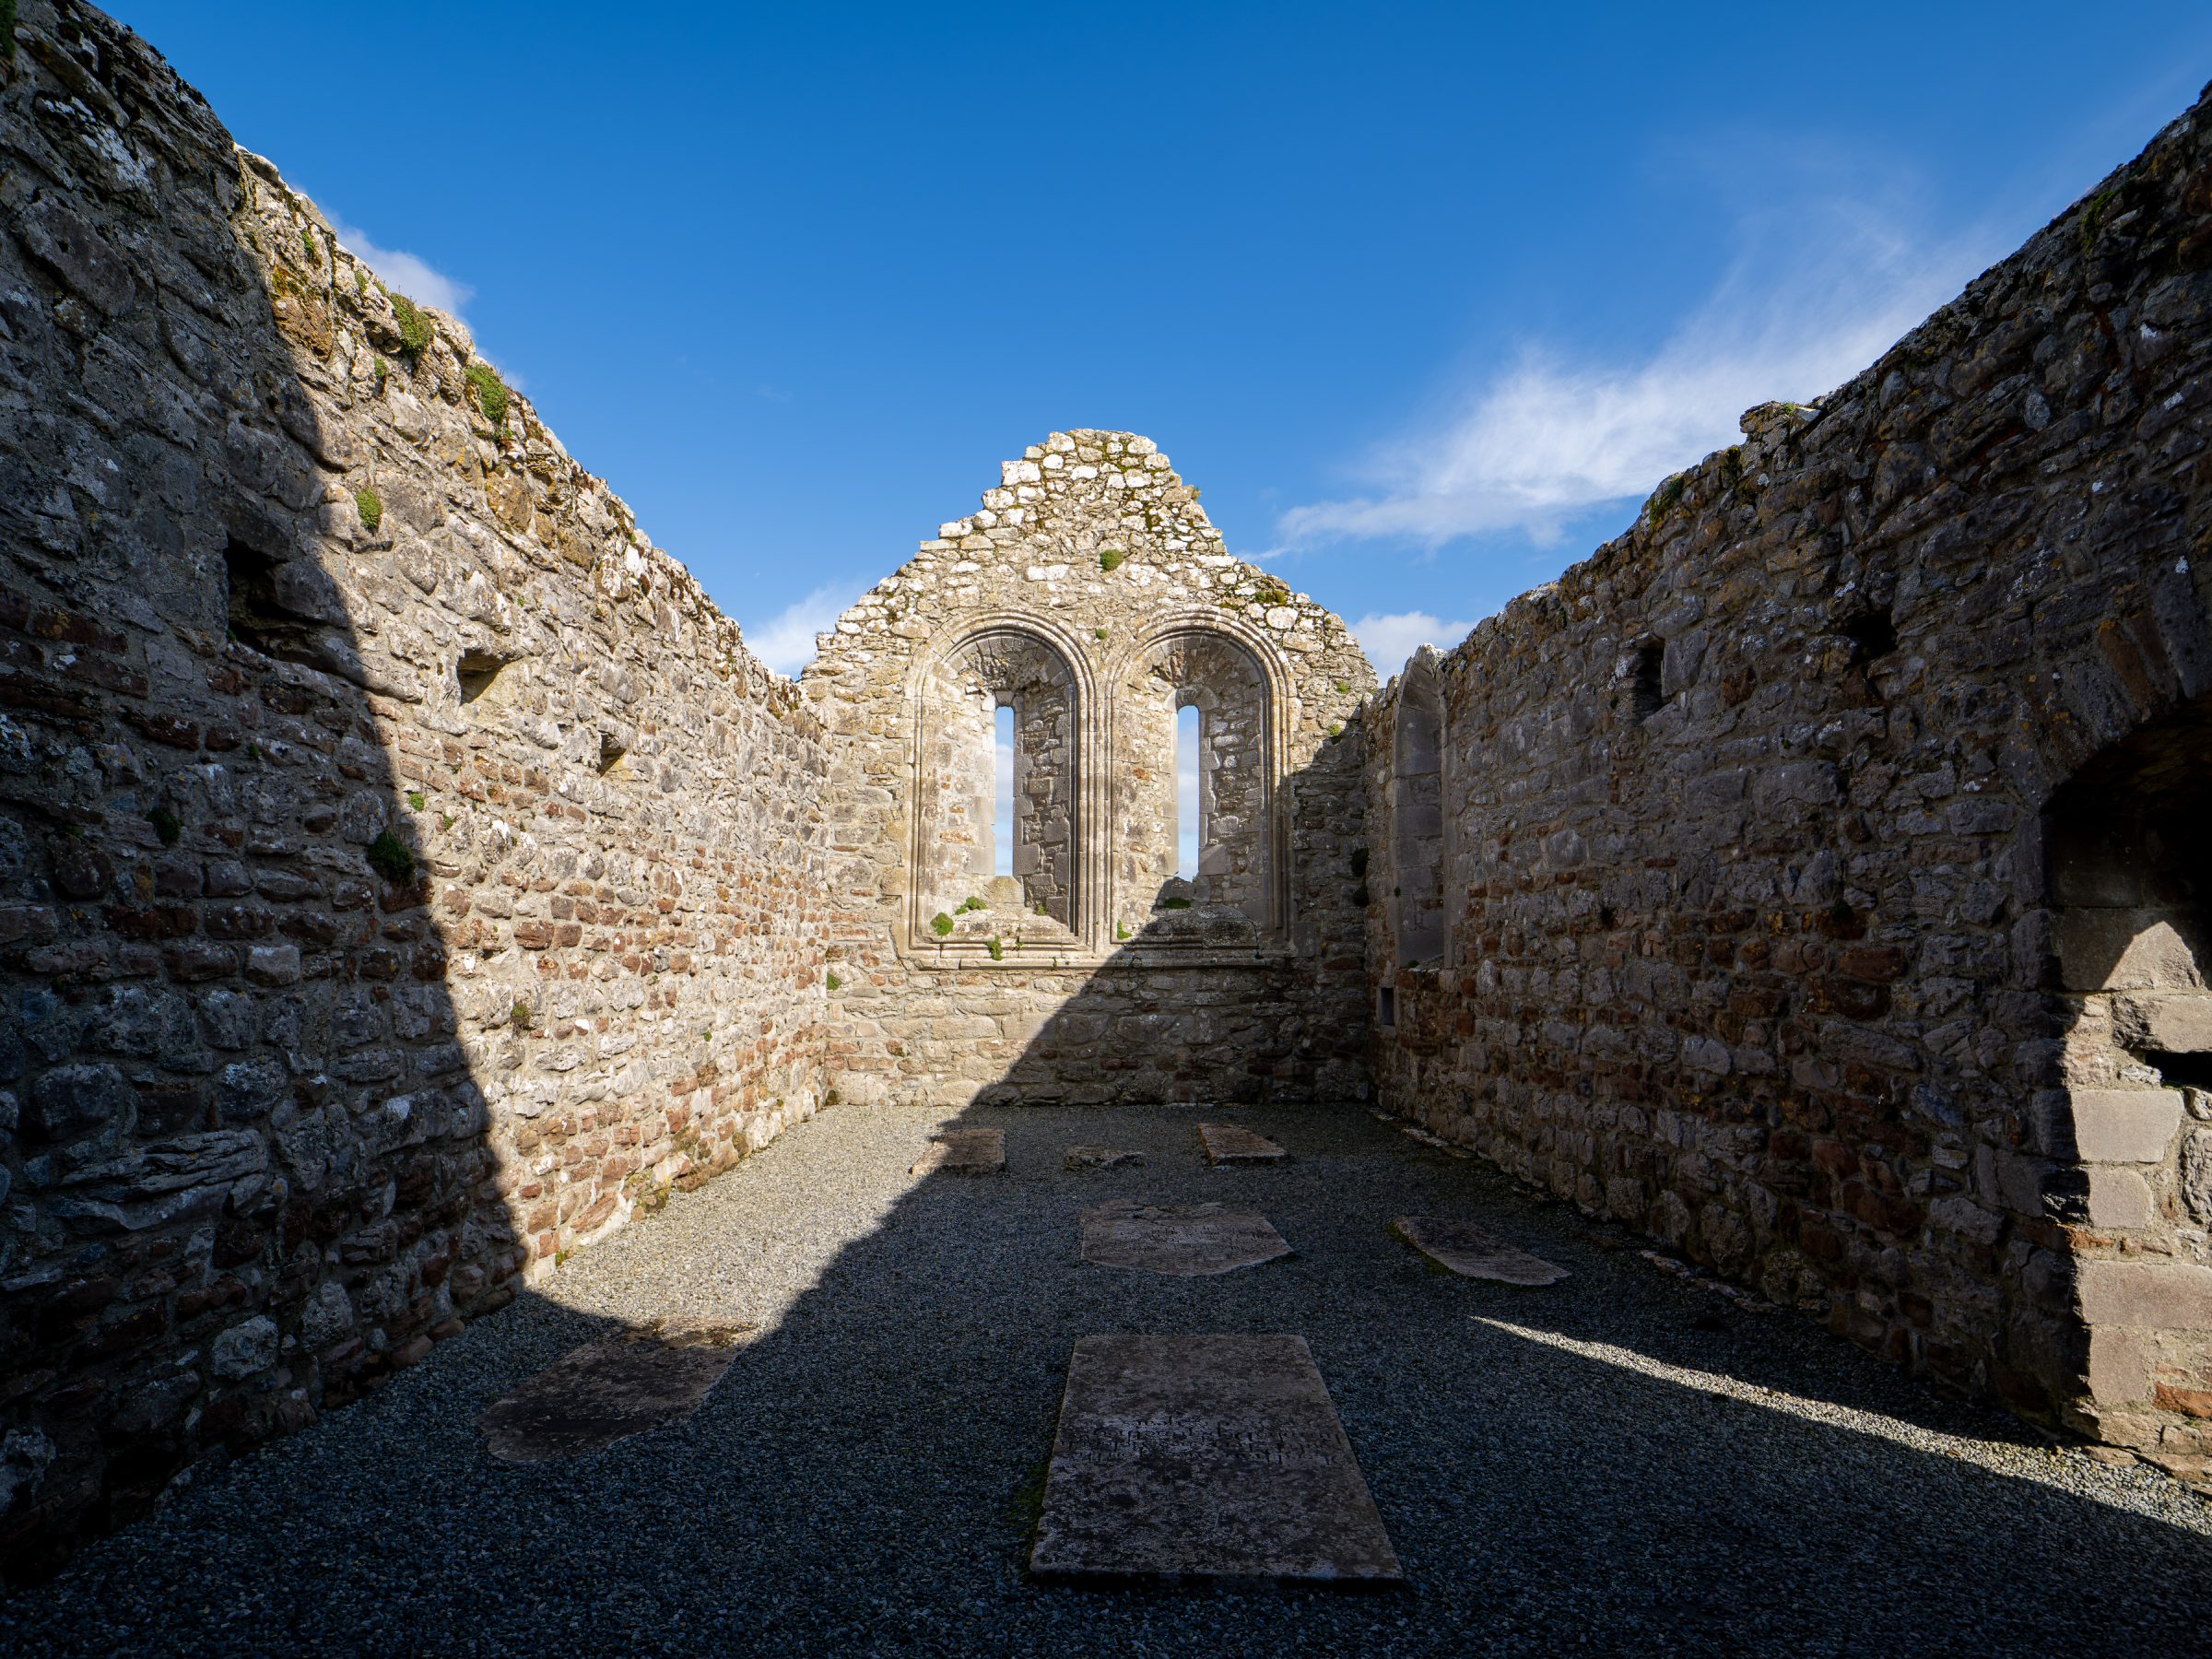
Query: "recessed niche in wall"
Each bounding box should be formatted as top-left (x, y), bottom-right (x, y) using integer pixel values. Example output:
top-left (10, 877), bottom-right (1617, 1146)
top-left (1629, 638), bottom-right (1665, 724)
top-left (1842, 606), bottom-right (1898, 663)
top-left (457, 649), bottom-right (517, 707)
top-left (596, 733), bottom-right (630, 777)
top-left (223, 534), bottom-right (333, 669)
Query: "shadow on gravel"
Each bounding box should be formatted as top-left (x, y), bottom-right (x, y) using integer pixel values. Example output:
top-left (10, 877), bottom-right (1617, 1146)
top-left (11, 1082), bottom-right (2208, 1656)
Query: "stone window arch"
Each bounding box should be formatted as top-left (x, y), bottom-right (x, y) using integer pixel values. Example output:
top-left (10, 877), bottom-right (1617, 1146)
top-left (1391, 653), bottom-right (1447, 967)
top-left (1112, 628), bottom-right (1277, 939)
top-left (912, 627), bottom-right (1080, 937)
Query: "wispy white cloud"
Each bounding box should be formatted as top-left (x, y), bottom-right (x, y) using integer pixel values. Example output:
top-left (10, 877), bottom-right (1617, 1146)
top-left (746, 583), bottom-right (849, 677)
top-left (1349, 610), bottom-right (1473, 678)
top-left (1279, 195), bottom-right (1998, 550)
top-left (326, 214), bottom-right (476, 317)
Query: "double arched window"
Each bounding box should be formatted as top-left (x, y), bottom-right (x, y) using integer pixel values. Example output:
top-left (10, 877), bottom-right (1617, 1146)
top-left (905, 616), bottom-right (1286, 959)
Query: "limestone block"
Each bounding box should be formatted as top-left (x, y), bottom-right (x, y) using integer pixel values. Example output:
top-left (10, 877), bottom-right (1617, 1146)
top-left (2115, 994), bottom-right (2212, 1054)
top-left (2068, 1088), bottom-right (2183, 1163)
top-left (2077, 1261), bottom-right (2212, 1330)
top-left (2082, 1167), bottom-right (2155, 1230)
top-left (2086, 1326), bottom-right (2154, 1405)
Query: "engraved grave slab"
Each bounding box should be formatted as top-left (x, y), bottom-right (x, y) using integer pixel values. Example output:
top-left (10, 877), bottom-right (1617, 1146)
top-left (1393, 1216), bottom-right (1568, 1286)
top-left (478, 1321), bottom-right (751, 1463)
top-left (1196, 1123), bottom-right (1288, 1165)
top-left (909, 1126), bottom-right (1006, 1175)
top-left (1030, 1334), bottom-right (1403, 1585)
top-left (1080, 1202), bottom-right (1290, 1276)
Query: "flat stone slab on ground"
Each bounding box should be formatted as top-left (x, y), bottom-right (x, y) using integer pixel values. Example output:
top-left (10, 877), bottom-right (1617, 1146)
top-left (909, 1126), bottom-right (1006, 1175)
top-left (1080, 1201), bottom-right (1290, 1276)
top-left (1065, 1145), bottom-right (1144, 1171)
top-left (478, 1321), bottom-right (751, 1462)
top-left (1196, 1123), bottom-right (1288, 1165)
top-left (1393, 1216), bottom-right (1568, 1286)
top-left (1030, 1333), bottom-right (1403, 1586)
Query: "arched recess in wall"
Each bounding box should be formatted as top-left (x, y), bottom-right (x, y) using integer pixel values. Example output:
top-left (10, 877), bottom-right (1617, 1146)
top-left (2042, 688), bottom-right (2212, 1432)
top-left (1392, 650), bottom-right (1448, 968)
top-left (1108, 620), bottom-right (1285, 942)
top-left (910, 623), bottom-right (1085, 942)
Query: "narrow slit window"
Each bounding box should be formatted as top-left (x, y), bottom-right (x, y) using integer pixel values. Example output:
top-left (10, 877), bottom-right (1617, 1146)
top-left (994, 700), bottom-right (1015, 879)
top-left (1176, 702), bottom-right (1201, 881)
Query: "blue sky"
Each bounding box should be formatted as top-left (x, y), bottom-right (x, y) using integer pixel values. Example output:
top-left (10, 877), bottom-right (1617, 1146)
top-left (114, 2), bottom-right (2212, 678)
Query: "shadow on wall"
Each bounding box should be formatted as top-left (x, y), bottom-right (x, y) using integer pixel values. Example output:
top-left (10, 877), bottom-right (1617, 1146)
top-left (0, 2), bottom-right (828, 1581)
top-left (946, 724), bottom-right (1371, 1111)
top-left (0, 5), bottom-right (536, 1574)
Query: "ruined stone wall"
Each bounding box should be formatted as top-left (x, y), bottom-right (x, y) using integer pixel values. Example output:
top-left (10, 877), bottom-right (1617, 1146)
top-left (1364, 87), bottom-right (2212, 1474)
top-left (808, 431), bottom-right (1375, 1108)
top-left (0, 0), bottom-right (829, 1572)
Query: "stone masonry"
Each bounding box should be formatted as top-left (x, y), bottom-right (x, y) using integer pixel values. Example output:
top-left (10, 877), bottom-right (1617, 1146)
top-left (0, 0), bottom-right (829, 1573)
top-left (804, 431), bottom-right (1375, 1110)
top-left (1362, 85), bottom-right (2212, 1479)
top-left (7, 0), bottom-right (2212, 1588)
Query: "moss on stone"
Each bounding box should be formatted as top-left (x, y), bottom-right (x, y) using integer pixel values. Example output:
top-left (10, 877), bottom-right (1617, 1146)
top-left (511, 1001), bottom-right (533, 1030)
top-left (1100, 547), bottom-right (1126, 572)
top-left (826, 970), bottom-right (841, 992)
top-left (465, 360), bottom-right (511, 429)
top-left (386, 289), bottom-right (433, 358)
top-left (931, 912), bottom-right (955, 936)
top-left (1159, 896), bottom-right (1192, 910)
top-left (301, 226), bottom-right (320, 264)
top-left (367, 829), bottom-right (416, 882)
top-left (406, 789), bottom-right (426, 811)
top-left (987, 935), bottom-right (1004, 960)
top-left (355, 487), bottom-right (383, 532)
top-left (147, 806), bottom-right (182, 846)
top-left (0, 0), bottom-right (16, 59)
top-left (1254, 576), bottom-right (1290, 606)
top-left (956, 895), bottom-right (986, 914)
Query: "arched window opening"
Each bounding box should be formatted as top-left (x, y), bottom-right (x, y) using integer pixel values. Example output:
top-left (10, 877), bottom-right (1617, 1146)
top-left (2045, 688), bottom-right (2212, 1427)
top-left (2050, 694), bottom-right (2212, 1085)
top-left (1392, 668), bottom-right (1446, 968)
top-left (916, 630), bottom-right (1078, 939)
top-left (994, 700), bottom-right (1016, 879)
top-left (1176, 701), bottom-right (1201, 880)
top-left (1115, 630), bottom-right (1273, 937)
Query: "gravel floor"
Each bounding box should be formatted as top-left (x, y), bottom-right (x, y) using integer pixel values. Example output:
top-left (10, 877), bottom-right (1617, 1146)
top-left (5, 1100), bottom-right (2208, 1656)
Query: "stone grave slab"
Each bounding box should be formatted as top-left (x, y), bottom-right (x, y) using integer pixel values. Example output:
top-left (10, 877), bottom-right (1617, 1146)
top-left (1065, 1145), bottom-right (1144, 1172)
top-left (1196, 1123), bottom-right (1287, 1166)
top-left (1080, 1202), bottom-right (1291, 1276)
top-left (479, 1320), bottom-right (751, 1462)
top-left (909, 1126), bottom-right (1006, 1175)
top-left (1392, 1216), bottom-right (1568, 1286)
top-left (1030, 1334), bottom-right (1403, 1586)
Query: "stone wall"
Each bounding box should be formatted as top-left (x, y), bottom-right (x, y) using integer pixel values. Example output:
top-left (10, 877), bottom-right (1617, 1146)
top-left (807, 431), bottom-right (1375, 1108)
top-left (0, 0), bottom-right (829, 1572)
top-left (1363, 85), bottom-right (2212, 1478)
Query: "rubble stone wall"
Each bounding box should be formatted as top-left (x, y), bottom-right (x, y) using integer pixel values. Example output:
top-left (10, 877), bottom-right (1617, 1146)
top-left (806, 430), bottom-right (1376, 1108)
top-left (0, 0), bottom-right (829, 1571)
top-left (1363, 86), bottom-right (2212, 1476)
